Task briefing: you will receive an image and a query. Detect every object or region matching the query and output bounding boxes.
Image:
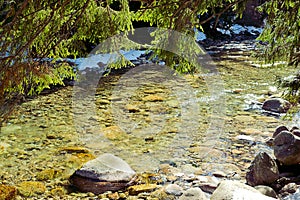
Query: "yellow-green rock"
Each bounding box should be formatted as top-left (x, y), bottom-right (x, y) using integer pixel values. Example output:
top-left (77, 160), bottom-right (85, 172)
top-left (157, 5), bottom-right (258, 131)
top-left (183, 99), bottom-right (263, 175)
top-left (17, 181), bottom-right (46, 197)
top-left (128, 184), bottom-right (158, 195)
top-left (50, 187), bottom-right (66, 196)
top-left (58, 146), bottom-right (89, 154)
top-left (142, 95), bottom-right (165, 102)
top-left (36, 169), bottom-right (55, 181)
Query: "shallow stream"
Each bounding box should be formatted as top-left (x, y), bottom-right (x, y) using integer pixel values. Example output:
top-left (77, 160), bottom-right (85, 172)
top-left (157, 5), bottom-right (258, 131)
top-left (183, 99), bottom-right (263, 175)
top-left (0, 42), bottom-right (297, 198)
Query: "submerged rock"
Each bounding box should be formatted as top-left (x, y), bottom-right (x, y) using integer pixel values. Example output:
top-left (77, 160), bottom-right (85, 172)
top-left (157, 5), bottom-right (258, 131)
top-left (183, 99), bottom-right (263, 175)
top-left (70, 153), bottom-right (136, 194)
top-left (0, 184), bottom-right (17, 200)
top-left (17, 181), bottom-right (46, 197)
top-left (246, 152), bottom-right (279, 186)
top-left (128, 184), bottom-right (158, 195)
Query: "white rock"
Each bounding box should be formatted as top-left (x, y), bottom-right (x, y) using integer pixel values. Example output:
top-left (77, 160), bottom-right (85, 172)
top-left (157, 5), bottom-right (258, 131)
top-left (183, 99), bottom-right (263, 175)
top-left (165, 184), bottom-right (183, 196)
top-left (210, 180), bottom-right (277, 200)
top-left (179, 187), bottom-right (207, 200)
top-left (75, 153), bottom-right (136, 182)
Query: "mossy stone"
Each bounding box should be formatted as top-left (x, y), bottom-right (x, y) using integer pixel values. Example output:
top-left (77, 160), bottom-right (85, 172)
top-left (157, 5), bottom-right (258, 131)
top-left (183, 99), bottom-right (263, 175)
top-left (17, 181), bottom-right (46, 197)
top-left (0, 184), bottom-right (17, 200)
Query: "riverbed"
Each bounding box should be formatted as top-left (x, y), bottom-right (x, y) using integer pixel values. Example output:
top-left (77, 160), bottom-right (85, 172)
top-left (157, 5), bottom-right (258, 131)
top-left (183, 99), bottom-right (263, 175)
top-left (0, 41), bottom-right (297, 199)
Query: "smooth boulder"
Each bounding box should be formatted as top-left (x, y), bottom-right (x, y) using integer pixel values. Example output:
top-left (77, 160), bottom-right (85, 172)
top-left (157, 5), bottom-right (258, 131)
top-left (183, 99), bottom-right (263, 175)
top-left (70, 153), bottom-right (136, 194)
top-left (246, 152), bottom-right (279, 186)
top-left (273, 131), bottom-right (300, 165)
top-left (273, 125), bottom-right (289, 138)
top-left (210, 180), bottom-right (277, 200)
top-left (254, 185), bottom-right (278, 198)
top-left (262, 98), bottom-right (291, 113)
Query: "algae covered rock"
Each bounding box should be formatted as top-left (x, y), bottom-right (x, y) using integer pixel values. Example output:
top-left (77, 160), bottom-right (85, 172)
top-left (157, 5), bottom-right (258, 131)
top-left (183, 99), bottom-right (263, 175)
top-left (17, 181), bottom-right (46, 197)
top-left (0, 184), bottom-right (17, 200)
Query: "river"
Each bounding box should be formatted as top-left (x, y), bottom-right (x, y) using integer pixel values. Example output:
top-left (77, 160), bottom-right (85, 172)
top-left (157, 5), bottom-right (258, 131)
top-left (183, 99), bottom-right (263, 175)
top-left (0, 41), bottom-right (297, 199)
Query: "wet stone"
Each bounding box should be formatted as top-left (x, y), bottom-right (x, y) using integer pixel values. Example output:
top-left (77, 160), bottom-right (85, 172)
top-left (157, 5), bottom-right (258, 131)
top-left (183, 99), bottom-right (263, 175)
top-left (239, 128), bottom-right (263, 135)
top-left (36, 169), bottom-right (55, 181)
top-left (273, 125), bottom-right (289, 138)
top-left (212, 171), bottom-right (227, 178)
top-left (254, 185), bottom-right (278, 198)
top-left (292, 129), bottom-right (300, 137)
top-left (246, 152), bottom-right (279, 186)
top-left (233, 115), bottom-right (255, 123)
top-left (142, 95), bottom-right (165, 102)
top-left (75, 154), bottom-right (136, 181)
top-left (273, 131), bottom-right (300, 165)
top-left (234, 135), bottom-right (256, 145)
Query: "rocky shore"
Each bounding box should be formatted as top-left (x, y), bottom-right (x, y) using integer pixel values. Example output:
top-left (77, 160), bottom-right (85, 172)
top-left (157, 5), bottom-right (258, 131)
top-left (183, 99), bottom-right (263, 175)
top-left (65, 123), bottom-right (300, 199)
top-left (246, 125), bottom-right (300, 199)
top-left (38, 125), bottom-right (300, 199)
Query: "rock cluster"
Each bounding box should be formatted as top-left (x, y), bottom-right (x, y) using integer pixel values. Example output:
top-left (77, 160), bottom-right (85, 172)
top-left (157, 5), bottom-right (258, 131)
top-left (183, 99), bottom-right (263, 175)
top-left (246, 125), bottom-right (300, 198)
top-left (69, 153), bottom-right (278, 199)
top-left (211, 180), bottom-right (276, 200)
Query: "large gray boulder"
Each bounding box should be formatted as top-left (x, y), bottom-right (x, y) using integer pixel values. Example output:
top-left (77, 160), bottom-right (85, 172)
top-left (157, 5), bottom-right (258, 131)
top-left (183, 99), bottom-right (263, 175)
top-left (246, 152), bottom-right (279, 186)
top-left (273, 131), bottom-right (300, 165)
top-left (70, 153), bottom-right (136, 194)
top-left (210, 180), bottom-right (277, 200)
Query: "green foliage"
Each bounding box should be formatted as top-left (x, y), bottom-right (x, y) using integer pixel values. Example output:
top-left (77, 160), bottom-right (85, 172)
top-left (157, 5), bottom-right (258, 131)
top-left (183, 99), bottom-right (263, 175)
top-left (277, 72), bottom-right (300, 104)
top-left (257, 0), bottom-right (300, 66)
top-left (134, 0), bottom-right (247, 72)
top-left (257, 0), bottom-right (300, 104)
top-left (0, 0), bottom-right (134, 81)
top-left (0, 0), bottom-right (134, 122)
top-left (0, 0), bottom-right (252, 123)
